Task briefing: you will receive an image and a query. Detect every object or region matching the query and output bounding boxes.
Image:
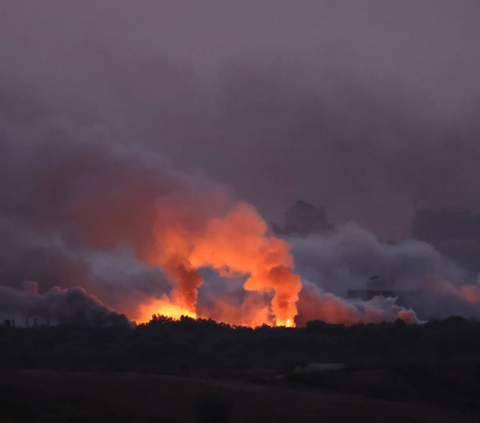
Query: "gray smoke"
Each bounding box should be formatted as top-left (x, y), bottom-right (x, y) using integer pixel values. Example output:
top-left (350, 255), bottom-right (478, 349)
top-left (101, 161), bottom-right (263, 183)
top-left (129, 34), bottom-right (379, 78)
top-left (1, 2), bottom-right (480, 239)
top-left (0, 281), bottom-right (131, 327)
top-left (0, 115), bottom-right (233, 324)
top-left (291, 223), bottom-right (463, 295)
top-left (296, 280), bottom-right (421, 327)
top-left (1, 2), bottom-right (480, 325)
top-left (291, 224), bottom-right (480, 322)
top-left (1, 114), bottom-right (479, 326)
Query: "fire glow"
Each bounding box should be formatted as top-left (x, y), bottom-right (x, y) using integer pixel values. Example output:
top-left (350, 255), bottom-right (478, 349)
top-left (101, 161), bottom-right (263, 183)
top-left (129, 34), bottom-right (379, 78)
top-left (134, 202), bottom-right (303, 327)
top-left (138, 296), bottom-right (197, 323)
top-left (131, 202), bottom-right (421, 328)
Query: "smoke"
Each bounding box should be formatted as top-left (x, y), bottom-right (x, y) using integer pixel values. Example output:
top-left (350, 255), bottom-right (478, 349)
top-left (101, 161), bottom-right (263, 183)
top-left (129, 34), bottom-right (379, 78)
top-left (1, 2), bottom-right (480, 326)
top-left (290, 223), bottom-right (463, 295)
top-left (197, 290), bottom-right (276, 328)
top-left (0, 218), bottom-right (92, 292)
top-left (0, 281), bottom-right (130, 327)
top-left (2, 113), bottom-right (480, 326)
top-left (296, 281), bottom-right (419, 326)
top-left (2, 114), bottom-right (480, 326)
top-left (151, 202), bottom-right (301, 325)
top-left (290, 225), bottom-right (480, 322)
top-left (461, 282), bottom-right (480, 304)
top-left (0, 116), bottom-right (302, 326)
top-left (1, 2), bottom-right (480, 241)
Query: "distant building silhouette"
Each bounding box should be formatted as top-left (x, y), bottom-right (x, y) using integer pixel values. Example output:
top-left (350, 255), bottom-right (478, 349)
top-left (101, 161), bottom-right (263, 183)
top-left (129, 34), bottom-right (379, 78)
top-left (274, 200), bottom-right (334, 237)
top-left (348, 275), bottom-right (418, 305)
top-left (412, 209), bottom-right (480, 275)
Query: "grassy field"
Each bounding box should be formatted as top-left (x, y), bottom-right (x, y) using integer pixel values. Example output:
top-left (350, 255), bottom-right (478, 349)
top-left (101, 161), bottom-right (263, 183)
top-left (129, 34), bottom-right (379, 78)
top-left (0, 370), bottom-right (477, 423)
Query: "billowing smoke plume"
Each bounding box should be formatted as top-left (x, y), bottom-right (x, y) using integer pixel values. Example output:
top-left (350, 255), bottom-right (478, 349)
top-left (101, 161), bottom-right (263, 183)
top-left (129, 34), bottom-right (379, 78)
top-left (3, 113), bottom-right (480, 327)
top-left (1, 3), bottom-right (480, 328)
top-left (296, 281), bottom-right (419, 326)
top-left (151, 201), bottom-right (301, 325)
top-left (290, 225), bottom-right (480, 322)
top-left (0, 117), bottom-right (301, 326)
top-left (0, 281), bottom-right (130, 327)
top-left (290, 224), bottom-right (462, 294)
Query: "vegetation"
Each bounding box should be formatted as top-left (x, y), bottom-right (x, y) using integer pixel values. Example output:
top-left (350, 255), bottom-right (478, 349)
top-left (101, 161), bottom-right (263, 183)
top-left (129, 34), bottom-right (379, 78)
top-left (1, 316), bottom-right (480, 411)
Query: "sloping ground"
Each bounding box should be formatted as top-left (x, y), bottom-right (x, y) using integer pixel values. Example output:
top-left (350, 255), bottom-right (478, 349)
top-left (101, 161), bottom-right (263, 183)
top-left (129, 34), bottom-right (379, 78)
top-left (273, 362), bottom-right (480, 411)
top-left (0, 370), bottom-right (477, 423)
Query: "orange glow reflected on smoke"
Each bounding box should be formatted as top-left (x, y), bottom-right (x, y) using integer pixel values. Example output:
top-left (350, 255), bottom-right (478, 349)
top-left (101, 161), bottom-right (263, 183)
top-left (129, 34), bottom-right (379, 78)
top-left (461, 285), bottom-right (480, 304)
top-left (147, 202), bottom-right (302, 327)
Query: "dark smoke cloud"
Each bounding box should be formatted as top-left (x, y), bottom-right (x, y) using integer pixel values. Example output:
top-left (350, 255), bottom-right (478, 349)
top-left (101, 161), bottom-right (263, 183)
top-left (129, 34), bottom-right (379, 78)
top-left (296, 281), bottom-right (420, 327)
top-left (0, 209), bottom-right (173, 321)
top-left (0, 281), bottom-right (131, 327)
top-left (290, 224), bottom-right (463, 295)
top-left (0, 114), bottom-right (233, 323)
top-left (290, 226), bottom-right (480, 321)
top-left (1, 2), bottom-right (480, 239)
top-left (0, 116), bottom-right (232, 256)
top-left (0, 113), bottom-right (478, 325)
top-left (1, 2), bottom-right (480, 325)
top-left (0, 219), bottom-right (91, 291)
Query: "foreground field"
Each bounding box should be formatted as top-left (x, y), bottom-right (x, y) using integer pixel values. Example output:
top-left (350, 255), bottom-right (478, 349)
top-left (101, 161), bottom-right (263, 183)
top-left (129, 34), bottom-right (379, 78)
top-left (0, 370), bottom-right (477, 423)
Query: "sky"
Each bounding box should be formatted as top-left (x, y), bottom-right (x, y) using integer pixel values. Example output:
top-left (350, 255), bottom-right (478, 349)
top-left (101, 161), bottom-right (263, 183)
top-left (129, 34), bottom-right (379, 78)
top-left (1, 1), bottom-right (480, 240)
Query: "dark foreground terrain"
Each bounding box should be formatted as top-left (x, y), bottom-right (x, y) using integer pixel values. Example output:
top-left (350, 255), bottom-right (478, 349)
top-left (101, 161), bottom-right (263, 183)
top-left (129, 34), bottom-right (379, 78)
top-left (1, 316), bottom-right (480, 421)
top-left (0, 370), bottom-right (477, 423)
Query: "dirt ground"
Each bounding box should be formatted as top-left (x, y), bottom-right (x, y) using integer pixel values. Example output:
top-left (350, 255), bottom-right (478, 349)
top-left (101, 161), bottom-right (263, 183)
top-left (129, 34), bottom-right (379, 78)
top-left (0, 370), bottom-right (477, 423)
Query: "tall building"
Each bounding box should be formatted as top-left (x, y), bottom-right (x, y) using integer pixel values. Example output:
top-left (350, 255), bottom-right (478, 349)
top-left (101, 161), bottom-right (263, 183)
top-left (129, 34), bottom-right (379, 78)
top-left (274, 200), bottom-right (334, 237)
top-left (348, 275), bottom-right (420, 306)
top-left (412, 209), bottom-right (480, 275)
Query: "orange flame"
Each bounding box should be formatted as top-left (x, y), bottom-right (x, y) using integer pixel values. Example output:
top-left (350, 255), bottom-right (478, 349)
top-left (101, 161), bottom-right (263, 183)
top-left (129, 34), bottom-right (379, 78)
top-left (142, 202), bottom-right (302, 327)
top-left (137, 296), bottom-right (197, 324)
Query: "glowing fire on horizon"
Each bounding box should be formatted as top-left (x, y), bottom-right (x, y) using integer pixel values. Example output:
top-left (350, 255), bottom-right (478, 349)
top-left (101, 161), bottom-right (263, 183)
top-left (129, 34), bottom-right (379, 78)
top-left (132, 198), bottom-right (422, 329)
top-left (135, 202), bottom-right (303, 328)
top-left (136, 296), bottom-right (297, 328)
top-left (137, 296), bottom-right (197, 323)
top-left (136, 302), bottom-right (296, 328)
